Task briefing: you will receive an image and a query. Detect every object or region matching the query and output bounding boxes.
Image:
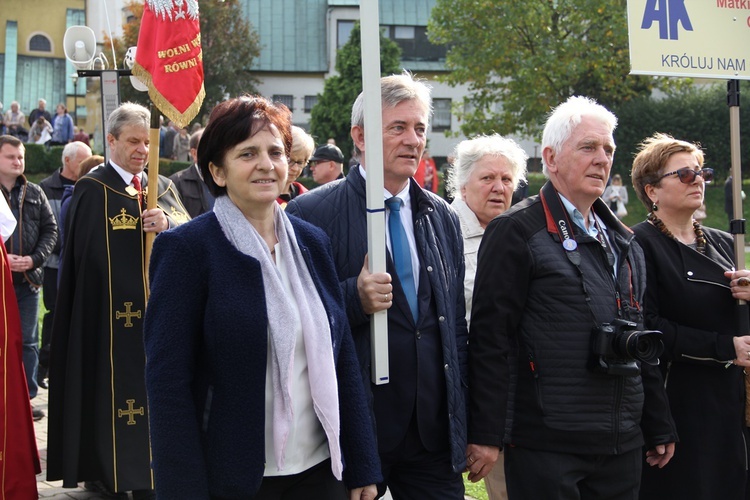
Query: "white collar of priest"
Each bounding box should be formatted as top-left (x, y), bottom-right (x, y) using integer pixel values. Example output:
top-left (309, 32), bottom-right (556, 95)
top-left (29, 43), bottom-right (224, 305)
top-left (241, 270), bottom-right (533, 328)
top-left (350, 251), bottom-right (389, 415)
top-left (110, 161), bottom-right (143, 187)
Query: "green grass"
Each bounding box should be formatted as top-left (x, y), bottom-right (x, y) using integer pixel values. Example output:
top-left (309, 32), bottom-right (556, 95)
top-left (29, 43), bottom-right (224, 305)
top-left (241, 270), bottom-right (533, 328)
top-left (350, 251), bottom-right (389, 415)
top-left (463, 473), bottom-right (489, 500)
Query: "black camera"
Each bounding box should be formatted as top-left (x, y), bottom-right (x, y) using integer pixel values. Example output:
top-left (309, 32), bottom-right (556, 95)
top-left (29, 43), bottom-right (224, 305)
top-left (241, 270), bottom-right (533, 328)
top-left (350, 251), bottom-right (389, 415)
top-left (589, 319), bottom-right (663, 377)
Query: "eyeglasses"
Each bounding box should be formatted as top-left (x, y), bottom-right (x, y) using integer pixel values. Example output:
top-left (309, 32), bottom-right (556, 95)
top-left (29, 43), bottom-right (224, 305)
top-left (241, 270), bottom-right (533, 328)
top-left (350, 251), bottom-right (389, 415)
top-left (289, 159), bottom-right (308, 168)
top-left (659, 167), bottom-right (714, 184)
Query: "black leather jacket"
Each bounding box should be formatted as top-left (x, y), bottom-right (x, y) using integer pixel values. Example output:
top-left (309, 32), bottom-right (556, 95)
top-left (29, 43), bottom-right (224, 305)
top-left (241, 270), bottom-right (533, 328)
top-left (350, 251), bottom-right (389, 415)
top-left (2, 175), bottom-right (58, 287)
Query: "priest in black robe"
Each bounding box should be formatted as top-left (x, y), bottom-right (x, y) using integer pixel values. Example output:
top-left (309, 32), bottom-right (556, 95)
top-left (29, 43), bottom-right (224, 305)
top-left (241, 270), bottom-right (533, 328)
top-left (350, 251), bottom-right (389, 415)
top-left (47, 102), bottom-right (189, 498)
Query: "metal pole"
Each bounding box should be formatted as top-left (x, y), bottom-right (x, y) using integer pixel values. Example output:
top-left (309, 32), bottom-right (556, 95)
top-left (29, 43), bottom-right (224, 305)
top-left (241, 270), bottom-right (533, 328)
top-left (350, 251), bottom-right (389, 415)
top-left (144, 104), bottom-right (161, 287)
top-left (78, 69), bottom-right (131, 163)
top-left (361, 0), bottom-right (389, 385)
top-left (727, 79), bottom-right (750, 425)
top-left (728, 80), bottom-right (745, 276)
top-left (73, 76), bottom-right (78, 126)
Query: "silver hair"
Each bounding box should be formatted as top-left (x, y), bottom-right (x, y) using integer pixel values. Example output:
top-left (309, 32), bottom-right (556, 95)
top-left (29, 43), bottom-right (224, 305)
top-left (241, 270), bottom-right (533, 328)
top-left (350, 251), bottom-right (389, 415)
top-left (447, 134), bottom-right (529, 199)
top-left (107, 102), bottom-right (150, 139)
top-left (291, 126), bottom-right (315, 159)
top-left (62, 141), bottom-right (91, 162)
top-left (350, 71), bottom-right (432, 161)
top-left (541, 96), bottom-right (617, 177)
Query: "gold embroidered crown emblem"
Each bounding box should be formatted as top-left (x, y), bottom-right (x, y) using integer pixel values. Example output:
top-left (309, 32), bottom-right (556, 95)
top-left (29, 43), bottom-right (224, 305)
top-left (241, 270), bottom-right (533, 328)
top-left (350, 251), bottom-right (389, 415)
top-left (109, 208), bottom-right (139, 230)
top-left (170, 206), bottom-right (190, 224)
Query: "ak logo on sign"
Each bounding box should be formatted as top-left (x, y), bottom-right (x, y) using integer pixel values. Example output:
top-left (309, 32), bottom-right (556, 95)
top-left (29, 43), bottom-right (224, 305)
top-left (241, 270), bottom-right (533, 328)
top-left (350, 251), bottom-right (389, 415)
top-left (641, 0), bottom-right (693, 40)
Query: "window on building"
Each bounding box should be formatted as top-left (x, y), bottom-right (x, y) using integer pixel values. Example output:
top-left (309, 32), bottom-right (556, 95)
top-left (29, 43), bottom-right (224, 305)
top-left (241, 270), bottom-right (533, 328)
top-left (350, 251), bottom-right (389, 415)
top-left (338, 20), bottom-right (355, 49)
top-left (384, 25), bottom-right (447, 62)
top-left (384, 26), bottom-right (447, 62)
top-left (432, 98), bottom-right (452, 132)
top-left (123, 5), bottom-right (136, 24)
top-left (304, 95), bottom-right (318, 113)
top-left (273, 94), bottom-right (294, 112)
top-left (29, 34), bottom-right (52, 52)
top-left (394, 26), bottom-right (415, 39)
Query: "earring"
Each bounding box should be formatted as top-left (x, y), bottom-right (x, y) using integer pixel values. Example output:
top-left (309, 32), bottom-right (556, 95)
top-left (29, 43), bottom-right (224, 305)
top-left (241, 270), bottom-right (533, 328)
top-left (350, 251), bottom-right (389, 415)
top-left (651, 202), bottom-right (658, 212)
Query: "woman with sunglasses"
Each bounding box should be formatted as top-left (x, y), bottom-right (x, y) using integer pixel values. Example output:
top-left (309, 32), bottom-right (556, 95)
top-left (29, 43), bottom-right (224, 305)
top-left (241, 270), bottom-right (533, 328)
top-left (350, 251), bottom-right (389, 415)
top-left (631, 133), bottom-right (750, 500)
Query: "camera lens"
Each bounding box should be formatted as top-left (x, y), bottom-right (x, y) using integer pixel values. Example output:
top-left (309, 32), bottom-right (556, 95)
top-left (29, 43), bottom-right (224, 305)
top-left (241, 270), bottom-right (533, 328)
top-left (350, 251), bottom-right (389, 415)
top-left (619, 330), bottom-right (663, 366)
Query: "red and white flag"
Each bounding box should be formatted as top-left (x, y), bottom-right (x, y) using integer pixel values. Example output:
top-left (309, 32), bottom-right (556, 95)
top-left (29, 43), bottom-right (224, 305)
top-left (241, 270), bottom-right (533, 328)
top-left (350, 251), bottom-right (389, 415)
top-left (132, 0), bottom-right (205, 128)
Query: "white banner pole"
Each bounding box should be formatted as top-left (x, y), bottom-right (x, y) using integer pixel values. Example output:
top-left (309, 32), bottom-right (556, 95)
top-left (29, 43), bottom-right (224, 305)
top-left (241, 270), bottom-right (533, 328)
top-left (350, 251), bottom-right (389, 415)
top-left (360, 0), bottom-right (389, 385)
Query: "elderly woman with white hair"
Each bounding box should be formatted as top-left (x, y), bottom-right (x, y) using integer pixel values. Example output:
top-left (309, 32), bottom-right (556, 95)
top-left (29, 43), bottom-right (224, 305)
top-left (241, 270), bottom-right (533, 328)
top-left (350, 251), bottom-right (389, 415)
top-left (448, 134), bottom-right (528, 325)
top-left (447, 134), bottom-right (527, 500)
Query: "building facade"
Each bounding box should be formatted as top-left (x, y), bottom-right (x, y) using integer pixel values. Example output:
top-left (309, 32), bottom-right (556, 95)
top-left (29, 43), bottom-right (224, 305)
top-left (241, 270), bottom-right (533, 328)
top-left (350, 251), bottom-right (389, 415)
top-left (2, 0), bottom-right (540, 162)
top-left (1, 0), bottom-right (87, 135)
top-left (242, 0), bottom-right (539, 160)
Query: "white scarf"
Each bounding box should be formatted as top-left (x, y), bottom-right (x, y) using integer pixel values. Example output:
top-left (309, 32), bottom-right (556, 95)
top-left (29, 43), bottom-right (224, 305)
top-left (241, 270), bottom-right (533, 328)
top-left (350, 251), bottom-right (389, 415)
top-left (0, 194), bottom-right (16, 242)
top-left (213, 196), bottom-right (342, 478)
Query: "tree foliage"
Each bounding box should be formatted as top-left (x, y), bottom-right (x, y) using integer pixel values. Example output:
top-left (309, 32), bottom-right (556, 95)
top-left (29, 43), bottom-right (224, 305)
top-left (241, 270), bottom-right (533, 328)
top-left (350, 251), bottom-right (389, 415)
top-left (108, 0), bottom-right (260, 125)
top-left (309, 22), bottom-right (402, 163)
top-left (428, 0), bottom-right (687, 139)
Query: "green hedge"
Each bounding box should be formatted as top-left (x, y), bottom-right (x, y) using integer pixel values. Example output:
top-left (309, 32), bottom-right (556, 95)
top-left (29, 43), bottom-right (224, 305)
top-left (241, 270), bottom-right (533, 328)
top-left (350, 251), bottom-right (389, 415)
top-left (23, 144), bottom-right (65, 176)
top-left (22, 141), bottom-right (190, 182)
top-left (525, 172), bottom-right (739, 232)
top-left (298, 176), bottom-right (318, 190)
top-left (159, 160), bottom-right (191, 177)
top-left (296, 171), bottom-right (447, 197)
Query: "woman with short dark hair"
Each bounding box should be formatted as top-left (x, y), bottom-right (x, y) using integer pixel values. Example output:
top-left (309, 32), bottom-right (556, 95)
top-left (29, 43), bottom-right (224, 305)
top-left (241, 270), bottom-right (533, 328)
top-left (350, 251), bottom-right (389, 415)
top-left (631, 133), bottom-right (750, 500)
top-left (144, 95), bottom-right (381, 499)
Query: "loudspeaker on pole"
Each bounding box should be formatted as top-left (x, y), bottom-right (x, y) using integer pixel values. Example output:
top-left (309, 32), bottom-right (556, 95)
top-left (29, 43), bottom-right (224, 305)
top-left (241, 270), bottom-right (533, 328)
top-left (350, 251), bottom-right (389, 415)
top-left (63, 26), bottom-right (96, 70)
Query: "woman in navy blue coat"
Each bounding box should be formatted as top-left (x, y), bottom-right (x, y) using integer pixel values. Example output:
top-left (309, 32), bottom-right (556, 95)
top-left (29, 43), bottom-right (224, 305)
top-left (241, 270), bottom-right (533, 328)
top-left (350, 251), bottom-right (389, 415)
top-left (144, 96), bottom-right (381, 499)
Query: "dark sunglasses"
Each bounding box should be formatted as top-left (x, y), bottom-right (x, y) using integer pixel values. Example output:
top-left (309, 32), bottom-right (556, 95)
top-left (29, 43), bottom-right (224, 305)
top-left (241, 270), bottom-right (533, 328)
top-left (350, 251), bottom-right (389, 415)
top-left (659, 167), bottom-right (714, 184)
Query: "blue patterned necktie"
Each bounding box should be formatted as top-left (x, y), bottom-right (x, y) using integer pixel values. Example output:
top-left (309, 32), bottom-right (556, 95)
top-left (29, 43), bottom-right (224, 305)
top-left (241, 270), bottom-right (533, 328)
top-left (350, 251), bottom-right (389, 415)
top-left (385, 197), bottom-right (418, 322)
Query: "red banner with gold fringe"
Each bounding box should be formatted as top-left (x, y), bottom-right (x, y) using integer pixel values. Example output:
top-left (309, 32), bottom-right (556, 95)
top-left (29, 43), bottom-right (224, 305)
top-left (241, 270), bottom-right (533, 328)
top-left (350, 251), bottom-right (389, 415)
top-left (132, 0), bottom-right (205, 128)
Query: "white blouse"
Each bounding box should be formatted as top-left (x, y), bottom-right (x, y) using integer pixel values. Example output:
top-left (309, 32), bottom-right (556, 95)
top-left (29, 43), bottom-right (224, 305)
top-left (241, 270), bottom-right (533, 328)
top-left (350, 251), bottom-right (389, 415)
top-left (263, 242), bottom-right (329, 476)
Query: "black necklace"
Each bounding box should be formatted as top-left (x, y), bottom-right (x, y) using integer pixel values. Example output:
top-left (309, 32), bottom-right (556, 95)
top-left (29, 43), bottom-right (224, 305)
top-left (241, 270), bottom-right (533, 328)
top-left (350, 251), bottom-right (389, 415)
top-left (648, 212), bottom-right (706, 254)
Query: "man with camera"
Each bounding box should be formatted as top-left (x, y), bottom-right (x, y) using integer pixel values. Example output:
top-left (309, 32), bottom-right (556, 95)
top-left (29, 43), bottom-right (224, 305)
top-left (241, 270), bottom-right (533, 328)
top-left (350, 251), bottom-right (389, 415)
top-left (465, 96), bottom-right (677, 499)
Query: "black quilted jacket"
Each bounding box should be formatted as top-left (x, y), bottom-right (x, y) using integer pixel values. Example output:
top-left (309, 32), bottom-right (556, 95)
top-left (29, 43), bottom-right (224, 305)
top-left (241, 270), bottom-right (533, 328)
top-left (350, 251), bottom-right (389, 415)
top-left (469, 191), bottom-right (677, 455)
top-left (287, 166), bottom-right (469, 472)
top-left (2, 175), bottom-right (58, 287)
